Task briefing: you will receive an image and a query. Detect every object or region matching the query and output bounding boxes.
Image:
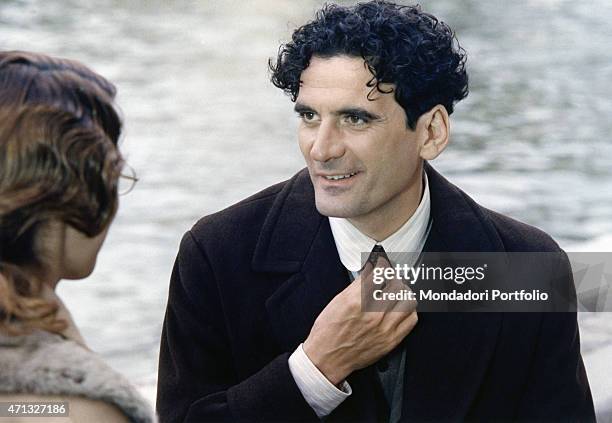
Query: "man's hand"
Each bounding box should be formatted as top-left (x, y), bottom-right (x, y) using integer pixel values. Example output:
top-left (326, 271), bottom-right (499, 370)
top-left (303, 257), bottom-right (418, 386)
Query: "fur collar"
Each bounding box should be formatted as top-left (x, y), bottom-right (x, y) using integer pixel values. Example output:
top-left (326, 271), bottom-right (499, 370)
top-left (0, 330), bottom-right (154, 423)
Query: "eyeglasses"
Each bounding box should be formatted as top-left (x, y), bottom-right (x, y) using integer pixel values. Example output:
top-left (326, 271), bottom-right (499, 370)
top-left (118, 164), bottom-right (139, 195)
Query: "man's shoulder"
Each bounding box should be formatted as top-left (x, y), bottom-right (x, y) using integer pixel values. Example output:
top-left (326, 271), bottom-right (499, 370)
top-left (197, 180), bottom-right (285, 225)
top-left (190, 180), bottom-right (285, 241)
top-left (477, 202), bottom-right (563, 253)
top-left (187, 171), bottom-right (306, 251)
top-left (426, 163), bottom-right (564, 254)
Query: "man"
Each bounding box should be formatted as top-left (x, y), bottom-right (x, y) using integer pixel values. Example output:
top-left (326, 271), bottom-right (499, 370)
top-left (157, 2), bottom-right (595, 422)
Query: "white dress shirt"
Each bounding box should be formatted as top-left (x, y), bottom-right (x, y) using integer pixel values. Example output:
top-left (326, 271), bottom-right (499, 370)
top-left (288, 172), bottom-right (432, 417)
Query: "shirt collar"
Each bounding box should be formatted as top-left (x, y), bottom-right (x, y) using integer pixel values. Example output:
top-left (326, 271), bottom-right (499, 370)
top-left (328, 172), bottom-right (431, 272)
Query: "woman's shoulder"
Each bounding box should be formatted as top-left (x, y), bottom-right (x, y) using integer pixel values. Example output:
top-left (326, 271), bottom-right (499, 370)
top-left (0, 331), bottom-right (154, 423)
top-left (0, 393), bottom-right (129, 423)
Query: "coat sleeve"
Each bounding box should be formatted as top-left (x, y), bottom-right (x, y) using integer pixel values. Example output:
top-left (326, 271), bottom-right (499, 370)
top-left (156, 231), bottom-right (318, 423)
top-left (515, 251), bottom-right (596, 421)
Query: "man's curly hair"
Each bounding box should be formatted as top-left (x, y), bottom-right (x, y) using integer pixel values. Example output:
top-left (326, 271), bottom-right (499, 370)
top-left (270, 1), bottom-right (468, 129)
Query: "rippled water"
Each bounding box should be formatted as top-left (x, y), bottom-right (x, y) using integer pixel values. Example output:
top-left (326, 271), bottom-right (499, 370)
top-left (1, 0), bottom-right (611, 412)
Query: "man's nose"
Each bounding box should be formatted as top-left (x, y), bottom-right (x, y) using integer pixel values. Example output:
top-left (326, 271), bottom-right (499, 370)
top-left (310, 120), bottom-right (344, 162)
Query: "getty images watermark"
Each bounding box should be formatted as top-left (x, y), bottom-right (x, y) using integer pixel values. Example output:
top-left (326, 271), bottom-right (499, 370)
top-left (360, 252), bottom-right (612, 312)
top-left (372, 262), bottom-right (548, 302)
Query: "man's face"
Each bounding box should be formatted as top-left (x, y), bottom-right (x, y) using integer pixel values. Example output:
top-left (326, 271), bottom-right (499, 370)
top-left (296, 55), bottom-right (425, 235)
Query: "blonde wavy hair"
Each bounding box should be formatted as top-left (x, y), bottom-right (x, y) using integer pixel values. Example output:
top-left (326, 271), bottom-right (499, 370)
top-left (0, 51), bottom-right (123, 335)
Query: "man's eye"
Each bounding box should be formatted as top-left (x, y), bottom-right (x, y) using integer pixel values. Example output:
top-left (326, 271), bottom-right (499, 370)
top-left (298, 111), bottom-right (316, 122)
top-left (345, 114), bottom-right (367, 125)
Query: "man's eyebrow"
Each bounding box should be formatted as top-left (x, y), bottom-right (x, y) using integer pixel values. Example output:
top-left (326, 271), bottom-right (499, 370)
top-left (335, 107), bottom-right (381, 121)
top-left (293, 104), bottom-right (382, 121)
top-left (294, 102), bottom-right (315, 113)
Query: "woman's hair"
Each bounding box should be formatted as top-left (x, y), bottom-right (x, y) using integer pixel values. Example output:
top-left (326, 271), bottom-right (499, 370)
top-left (0, 51), bottom-right (123, 335)
top-left (270, 1), bottom-right (469, 129)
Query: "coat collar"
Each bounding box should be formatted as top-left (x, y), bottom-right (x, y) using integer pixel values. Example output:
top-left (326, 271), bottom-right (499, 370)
top-left (422, 161), bottom-right (505, 253)
top-left (252, 168), bottom-right (324, 274)
top-left (257, 163), bottom-right (504, 420)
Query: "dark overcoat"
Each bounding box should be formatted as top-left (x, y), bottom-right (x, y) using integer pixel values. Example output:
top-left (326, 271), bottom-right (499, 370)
top-left (157, 164), bottom-right (595, 422)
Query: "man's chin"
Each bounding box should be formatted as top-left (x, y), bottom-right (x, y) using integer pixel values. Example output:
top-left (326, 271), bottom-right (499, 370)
top-left (315, 199), bottom-right (356, 219)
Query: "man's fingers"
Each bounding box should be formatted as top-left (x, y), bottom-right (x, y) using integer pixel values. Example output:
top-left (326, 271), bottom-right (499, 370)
top-left (388, 279), bottom-right (418, 313)
top-left (394, 311), bottom-right (419, 338)
top-left (375, 252), bottom-right (392, 268)
top-left (359, 258), bottom-right (374, 280)
top-left (358, 254), bottom-right (393, 279)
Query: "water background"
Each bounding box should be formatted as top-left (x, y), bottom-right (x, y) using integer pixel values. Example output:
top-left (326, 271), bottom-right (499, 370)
top-left (1, 0), bottom-right (611, 418)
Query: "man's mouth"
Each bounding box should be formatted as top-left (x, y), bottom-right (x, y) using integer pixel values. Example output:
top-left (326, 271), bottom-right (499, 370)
top-left (323, 172), bottom-right (358, 181)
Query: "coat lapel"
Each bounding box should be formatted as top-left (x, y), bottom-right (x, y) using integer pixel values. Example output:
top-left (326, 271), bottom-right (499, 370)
top-left (256, 169), bottom-right (387, 420)
top-left (254, 169), bottom-right (350, 350)
top-left (254, 165), bottom-right (505, 421)
top-left (398, 164), bottom-right (504, 421)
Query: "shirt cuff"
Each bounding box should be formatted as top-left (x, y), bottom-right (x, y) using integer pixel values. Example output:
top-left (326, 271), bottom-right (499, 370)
top-left (288, 343), bottom-right (352, 418)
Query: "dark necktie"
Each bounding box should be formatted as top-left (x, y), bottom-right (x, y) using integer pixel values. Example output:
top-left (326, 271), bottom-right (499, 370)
top-left (360, 244), bottom-right (407, 423)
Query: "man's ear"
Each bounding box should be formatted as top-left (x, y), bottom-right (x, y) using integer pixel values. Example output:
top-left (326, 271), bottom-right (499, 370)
top-left (416, 105), bottom-right (450, 161)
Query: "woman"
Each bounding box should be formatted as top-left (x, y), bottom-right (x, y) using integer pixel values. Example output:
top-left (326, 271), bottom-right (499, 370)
top-left (0, 51), bottom-right (153, 422)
